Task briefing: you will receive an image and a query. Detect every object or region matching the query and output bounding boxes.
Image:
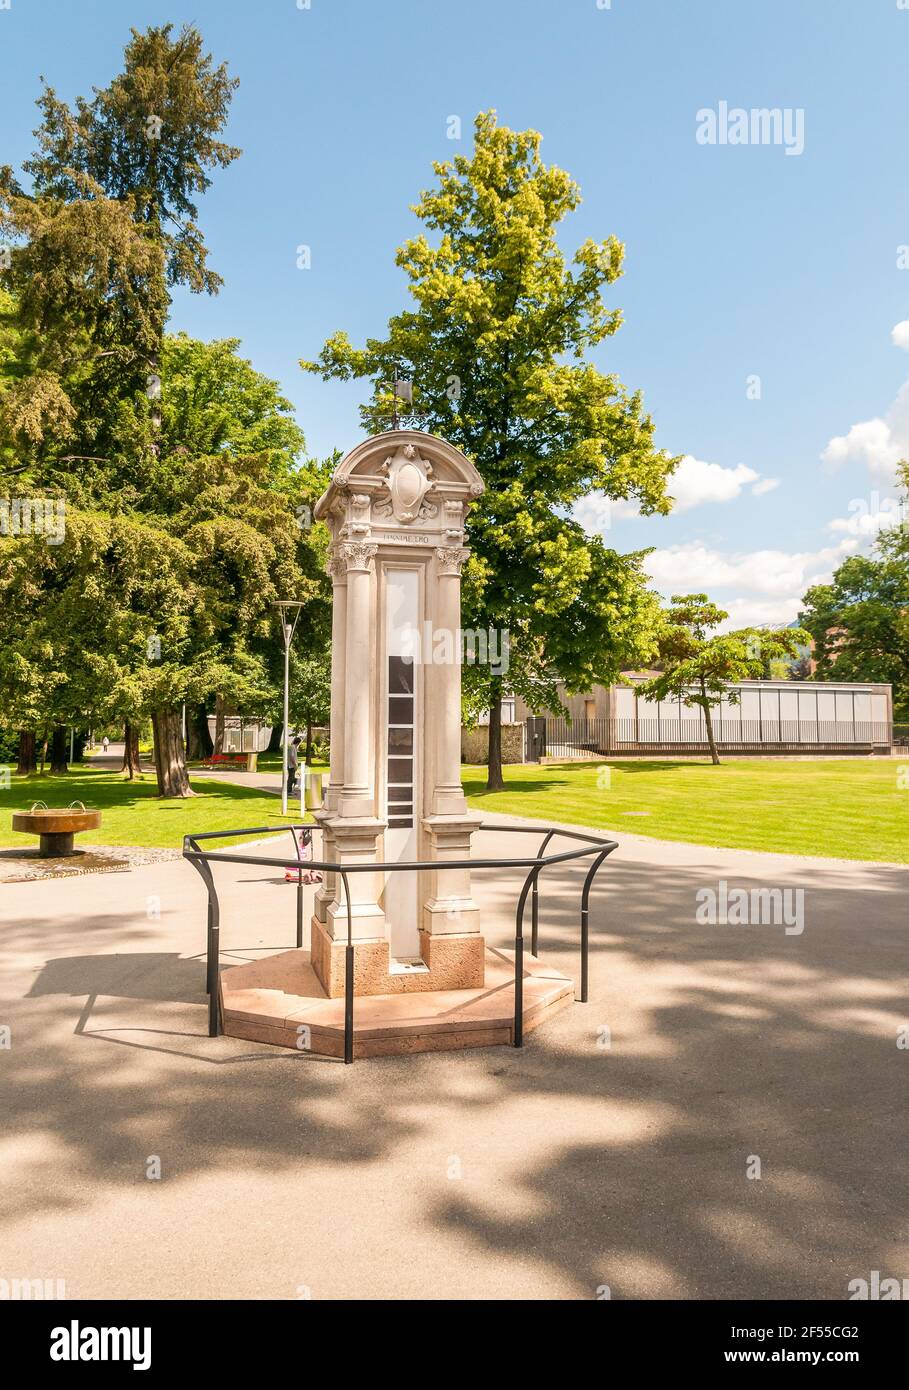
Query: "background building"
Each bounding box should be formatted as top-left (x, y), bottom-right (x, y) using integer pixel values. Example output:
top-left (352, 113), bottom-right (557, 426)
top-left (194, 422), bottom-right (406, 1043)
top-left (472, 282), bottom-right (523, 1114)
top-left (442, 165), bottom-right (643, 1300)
top-left (515, 678), bottom-right (893, 758)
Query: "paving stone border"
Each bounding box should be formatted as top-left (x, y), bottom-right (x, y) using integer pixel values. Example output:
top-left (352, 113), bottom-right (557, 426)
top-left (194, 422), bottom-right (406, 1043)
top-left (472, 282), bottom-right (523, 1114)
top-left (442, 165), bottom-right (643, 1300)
top-left (0, 844), bottom-right (183, 882)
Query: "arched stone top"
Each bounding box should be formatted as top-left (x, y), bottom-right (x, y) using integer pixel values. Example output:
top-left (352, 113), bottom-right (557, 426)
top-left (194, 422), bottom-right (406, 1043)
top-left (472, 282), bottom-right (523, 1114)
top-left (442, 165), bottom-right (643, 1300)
top-left (314, 429), bottom-right (484, 523)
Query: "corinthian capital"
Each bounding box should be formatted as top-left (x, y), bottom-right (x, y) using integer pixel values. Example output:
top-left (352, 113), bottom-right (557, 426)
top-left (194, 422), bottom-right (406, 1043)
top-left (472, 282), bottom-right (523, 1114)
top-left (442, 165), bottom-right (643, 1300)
top-left (339, 541), bottom-right (378, 573)
top-left (435, 546), bottom-right (470, 577)
top-left (326, 547), bottom-right (348, 582)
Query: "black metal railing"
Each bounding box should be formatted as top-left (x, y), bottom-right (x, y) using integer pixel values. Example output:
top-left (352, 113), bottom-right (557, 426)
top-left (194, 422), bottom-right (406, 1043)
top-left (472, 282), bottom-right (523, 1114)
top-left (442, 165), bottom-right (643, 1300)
top-left (182, 821), bottom-right (618, 1063)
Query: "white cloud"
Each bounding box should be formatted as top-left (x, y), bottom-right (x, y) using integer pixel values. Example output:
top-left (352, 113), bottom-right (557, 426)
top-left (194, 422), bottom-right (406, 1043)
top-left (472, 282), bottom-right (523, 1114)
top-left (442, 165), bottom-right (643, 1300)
top-left (643, 538), bottom-right (858, 629)
top-left (822, 415), bottom-right (904, 482)
top-left (644, 538), bottom-right (856, 602)
top-left (828, 494), bottom-right (907, 539)
top-left (714, 596), bottom-right (806, 629)
top-left (572, 454), bottom-right (779, 533)
top-left (668, 455), bottom-right (759, 511)
top-left (822, 324), bottom-right (909, 485)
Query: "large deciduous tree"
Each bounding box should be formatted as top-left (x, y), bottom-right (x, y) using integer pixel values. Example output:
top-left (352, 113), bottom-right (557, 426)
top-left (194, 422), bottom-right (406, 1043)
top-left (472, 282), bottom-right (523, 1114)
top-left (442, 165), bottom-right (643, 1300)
top-left (0, 509), bottom-right (194, 782)
top-left (303, 110), bottom-right (676, 788)
top-left (800, 465), bottom-right (909, 718)
top-left (289, 651), bottom-right (332, 768)
top-left (1, 25), bottom-right (242, 795)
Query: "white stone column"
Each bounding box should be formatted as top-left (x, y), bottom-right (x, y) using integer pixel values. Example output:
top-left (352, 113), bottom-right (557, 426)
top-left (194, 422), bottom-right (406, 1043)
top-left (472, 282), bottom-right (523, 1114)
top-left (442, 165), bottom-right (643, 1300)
top-left (314, 550), bottom-right (347, 925)
top-left (324, 551), bottom-right (347, 811)
top-left (340, 541), bottom-right (376, 819)
top-left (422, 545), bottom-right (481, 958)
top-left (431, 546), bottom-right (471, 817)
top-left (319, 538), bottom-right (386, 967)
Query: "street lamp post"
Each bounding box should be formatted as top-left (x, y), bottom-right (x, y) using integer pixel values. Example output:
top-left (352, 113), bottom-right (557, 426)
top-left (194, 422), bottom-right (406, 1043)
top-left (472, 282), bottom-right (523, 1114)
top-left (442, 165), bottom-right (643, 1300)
top-left (274, 601), bottom-right (303, 815)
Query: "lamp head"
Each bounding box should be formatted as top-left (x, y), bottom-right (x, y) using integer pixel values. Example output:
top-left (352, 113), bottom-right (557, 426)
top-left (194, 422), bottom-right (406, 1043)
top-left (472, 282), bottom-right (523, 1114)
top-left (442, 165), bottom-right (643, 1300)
top-left (274, 600), bottom-right (303, 646)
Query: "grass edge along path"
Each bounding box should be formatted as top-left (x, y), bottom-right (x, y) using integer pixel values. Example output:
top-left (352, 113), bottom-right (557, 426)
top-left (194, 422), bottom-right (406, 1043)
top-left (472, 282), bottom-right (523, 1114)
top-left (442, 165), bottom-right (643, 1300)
top-left (462, 759), bottom-right (907, 865)
top-left (0, 767), bottom-right (304, 850)
top-left (1, 758), bottom-right (904, 864)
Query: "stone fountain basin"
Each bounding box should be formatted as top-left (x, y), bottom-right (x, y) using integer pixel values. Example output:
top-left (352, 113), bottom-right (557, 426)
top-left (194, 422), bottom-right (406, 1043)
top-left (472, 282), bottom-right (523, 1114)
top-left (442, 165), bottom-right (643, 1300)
top-left (12, 809), bottom-right (101, 835)
top-left (12, 808), bottom-right (102, 857)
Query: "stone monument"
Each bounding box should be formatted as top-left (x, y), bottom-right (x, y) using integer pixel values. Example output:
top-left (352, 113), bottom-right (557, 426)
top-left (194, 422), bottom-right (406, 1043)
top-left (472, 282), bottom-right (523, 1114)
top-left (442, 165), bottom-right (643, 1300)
top-left (310, 429), bottom-right (486, 997)
top-left (202, 425), bottom-right (589, 1057)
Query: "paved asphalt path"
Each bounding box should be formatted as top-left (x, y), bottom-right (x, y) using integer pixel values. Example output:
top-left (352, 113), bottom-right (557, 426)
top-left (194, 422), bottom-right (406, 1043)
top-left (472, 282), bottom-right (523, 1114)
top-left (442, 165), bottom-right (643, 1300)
top-left (0, 767), bottom-right (906, 1299)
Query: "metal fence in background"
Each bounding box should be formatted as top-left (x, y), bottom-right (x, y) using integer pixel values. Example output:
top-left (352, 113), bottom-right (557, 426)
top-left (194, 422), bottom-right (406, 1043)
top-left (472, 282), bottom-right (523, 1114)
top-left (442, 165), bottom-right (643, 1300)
top-left (538, 716), bottom-right (893, 757)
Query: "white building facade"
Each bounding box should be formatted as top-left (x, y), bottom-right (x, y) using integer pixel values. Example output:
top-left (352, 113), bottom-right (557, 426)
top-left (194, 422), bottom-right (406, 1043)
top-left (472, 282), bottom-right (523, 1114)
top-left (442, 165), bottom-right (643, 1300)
top-left (518, 678), bottom-right (893, 755)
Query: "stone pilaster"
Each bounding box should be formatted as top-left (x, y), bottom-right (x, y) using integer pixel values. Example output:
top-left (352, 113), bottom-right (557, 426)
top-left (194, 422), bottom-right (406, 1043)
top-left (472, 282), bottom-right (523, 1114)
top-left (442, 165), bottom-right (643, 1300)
top-left (430, 546), bottom-right (471, 817)
top-left (314, 548), bottom-right (348, 926)
top-left (339, 540), bottom-right (377, 820)
top-left (419, 544), bottom-right (482, 983)
top-left (323, 548), bottom-right (348, 813)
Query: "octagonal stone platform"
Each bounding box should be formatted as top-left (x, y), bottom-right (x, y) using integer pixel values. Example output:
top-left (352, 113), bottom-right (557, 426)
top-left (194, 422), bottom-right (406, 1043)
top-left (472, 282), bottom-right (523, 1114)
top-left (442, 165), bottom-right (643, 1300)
top-left (219, 946), bottom-right (574, 1059)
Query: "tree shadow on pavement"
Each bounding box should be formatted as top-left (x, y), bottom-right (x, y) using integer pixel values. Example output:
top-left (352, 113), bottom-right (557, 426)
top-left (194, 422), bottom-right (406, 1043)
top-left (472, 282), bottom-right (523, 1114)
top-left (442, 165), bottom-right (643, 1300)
top-left (2, 847), bottom-right (907, 1298)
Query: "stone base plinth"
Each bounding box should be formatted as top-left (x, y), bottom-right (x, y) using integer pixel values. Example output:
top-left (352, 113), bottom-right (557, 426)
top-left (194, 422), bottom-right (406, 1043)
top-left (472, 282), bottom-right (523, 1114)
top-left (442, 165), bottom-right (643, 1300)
top-left (218, 946), bottom-right (574, 1058)
top-left (310, 915), bottom-right (485, 997)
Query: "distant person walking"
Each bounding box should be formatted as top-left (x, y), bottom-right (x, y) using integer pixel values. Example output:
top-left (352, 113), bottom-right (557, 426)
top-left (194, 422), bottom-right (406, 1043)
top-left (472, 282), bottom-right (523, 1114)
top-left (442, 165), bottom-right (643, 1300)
top-left (102, 736), bottom-right (109, 754)
top-left (287, 736), bottom-right (301, 796)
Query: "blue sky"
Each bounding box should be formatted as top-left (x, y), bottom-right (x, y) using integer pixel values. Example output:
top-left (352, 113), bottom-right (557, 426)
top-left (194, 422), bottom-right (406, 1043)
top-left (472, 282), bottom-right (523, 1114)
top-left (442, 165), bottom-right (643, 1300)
top-left (3, 0), bottom-right (908, 626)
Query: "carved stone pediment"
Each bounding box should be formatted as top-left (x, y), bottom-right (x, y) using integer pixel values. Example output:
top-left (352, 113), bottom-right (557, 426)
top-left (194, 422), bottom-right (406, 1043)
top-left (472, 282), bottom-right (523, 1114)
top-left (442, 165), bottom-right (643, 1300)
top-left (376, 443), bottom-right (435, 524)
top-left (314, 429), bottom-right (485, 529)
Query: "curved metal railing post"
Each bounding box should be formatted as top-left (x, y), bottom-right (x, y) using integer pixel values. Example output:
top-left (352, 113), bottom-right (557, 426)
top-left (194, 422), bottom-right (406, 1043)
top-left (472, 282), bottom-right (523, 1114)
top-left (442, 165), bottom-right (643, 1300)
top-left (531, 829), bottom-right (555, 956)
top-left (339, 868), bottom-right (354, 1065)
top-left (513, 864), bottom-right (541, 1047)
top-left (181, 821), bottom-right (619, 1060)
top-left (579, 848), bottom-right (613, 1004)
top-left (183, 835), bottom-right (222, 1037)
top-left (290, 825), bottom-right (305, 949)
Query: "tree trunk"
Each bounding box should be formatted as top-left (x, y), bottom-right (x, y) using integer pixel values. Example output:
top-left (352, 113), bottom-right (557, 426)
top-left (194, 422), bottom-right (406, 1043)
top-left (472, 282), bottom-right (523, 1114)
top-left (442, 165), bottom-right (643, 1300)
top-left (49, 724), bottom-right (68, 775)
top-left (214, 694), bottom-right (226, 755)
top-left (121, 721), bottom-right (141, 779)
top-left (151, 707), bottom-right (193, 797)
top-left (267, 721), bottom-right (283, 754)
top-left (700, 681), bottom-right (721, 765)
top-left (304, 718), bottom-right (313, 769)
top-left (39, 730), bottom-right (48, 775)
top-left (187, 702), bottom-right (213, 760)
top-left (486, 683), bottom-right (505, 791)
top-left (17, 730), bottom-right (36, 776)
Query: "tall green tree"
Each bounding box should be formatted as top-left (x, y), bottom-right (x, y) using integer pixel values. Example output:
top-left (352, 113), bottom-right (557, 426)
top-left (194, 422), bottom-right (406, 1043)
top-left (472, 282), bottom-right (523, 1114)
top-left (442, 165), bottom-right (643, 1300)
top-left (159, 333), bottom-right (307, 477)
top-left (303, 110), bottom-right (676, 787)
top-left (0, 508), bottom-right (195, 778)
top-left (289, 650), bottom-right (332, 768)
top-left (640, 595), bottom-right (809, 765)
top-left (24, 21), bottom-right (239, 424)
top-left (0, 323), bottom-right (330, 796)
top-left (800, 556), bottom-right (909, 721)
top-left (0, 172), bottom-right (160, 497)
top-left (1, 26), bottom-right (241, 794)
top-left (153, 335), bottom-right (331, 783)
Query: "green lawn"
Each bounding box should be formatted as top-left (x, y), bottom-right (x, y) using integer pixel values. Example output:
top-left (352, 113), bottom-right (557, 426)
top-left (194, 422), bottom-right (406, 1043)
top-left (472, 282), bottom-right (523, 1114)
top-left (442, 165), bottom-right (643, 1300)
top-left (463, 759), bottom-right (909, 864)
top-left (0, 766), bottom-right (307, 850)
top-left (3, 758), bottom-right (906, 863)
